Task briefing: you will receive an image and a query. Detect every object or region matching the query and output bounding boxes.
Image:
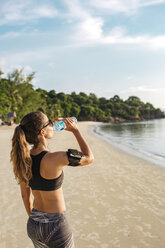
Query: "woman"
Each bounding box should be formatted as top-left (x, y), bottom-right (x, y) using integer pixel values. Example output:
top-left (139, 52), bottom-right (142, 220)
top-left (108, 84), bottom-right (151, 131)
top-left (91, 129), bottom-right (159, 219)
top-left (10, 111), bottom-right (94, 248)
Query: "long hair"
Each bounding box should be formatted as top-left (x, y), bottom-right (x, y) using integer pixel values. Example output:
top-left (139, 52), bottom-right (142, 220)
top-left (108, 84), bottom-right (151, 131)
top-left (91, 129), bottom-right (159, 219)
top-left (10, 111), bottom-right (46, 185)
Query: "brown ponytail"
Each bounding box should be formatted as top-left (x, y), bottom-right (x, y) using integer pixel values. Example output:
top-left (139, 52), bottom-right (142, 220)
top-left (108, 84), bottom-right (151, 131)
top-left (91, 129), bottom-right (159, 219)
top-left (10, 111), bottom-right (46, 185)
top-left (11, 125), bottom-right (32, 185)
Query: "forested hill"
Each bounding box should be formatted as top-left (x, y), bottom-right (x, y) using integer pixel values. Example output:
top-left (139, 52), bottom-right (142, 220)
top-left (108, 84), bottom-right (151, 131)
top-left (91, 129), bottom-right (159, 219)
top-left (0, 69), bottom-right (164, 122)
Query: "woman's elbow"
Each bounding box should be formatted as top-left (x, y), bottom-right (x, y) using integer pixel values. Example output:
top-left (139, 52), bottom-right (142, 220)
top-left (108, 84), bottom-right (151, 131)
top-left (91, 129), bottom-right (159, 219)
top-left (86, 155), bottom-right (94, 165)
top-left (90, 155), bottom-right (94, 164)
top-left (80, 154), bottom-right (94, 166)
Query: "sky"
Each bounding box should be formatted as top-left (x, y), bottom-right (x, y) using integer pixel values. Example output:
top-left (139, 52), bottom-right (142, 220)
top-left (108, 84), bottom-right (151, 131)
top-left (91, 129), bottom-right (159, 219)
top-left (0, 0), bottom-right (165, 109)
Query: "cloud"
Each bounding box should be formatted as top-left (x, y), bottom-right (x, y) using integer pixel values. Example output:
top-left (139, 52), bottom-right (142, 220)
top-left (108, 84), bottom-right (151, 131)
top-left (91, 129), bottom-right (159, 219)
top-left (73, 20), bottom-right (165, 50)
top-left (1, 0), bottom-right (165, 68)
top-left (139, 0), bottom-right (165, 7)
top-left (89, 0), bottom-right (138, 14)
top-left (74, 17), bottom-right (103, 42)
top-left (0, 0), bottom-right (58, 25)
top-left (0, 58), bottom-right (7, 68)
top-left (88, 0), bottom-right (165, 14)
top-left (62, 0), bottom-right (165, 50)
top-left (2, 25), bottom-right (165, 51)
top-left (48, 62), bottom-right (56, 68)
top-left (102, 31), bottom-right (165, 50)
top-left (120, 85), bottom-right (165, 94)
top-left (32, 6), bottom-right (57, 18)
top-left (119, 85), bottom-right (165, 108)
top-left (64, 0), bottom-right (89, 19)
top-left (1, 0), bottom-right (165, 50)
top-left (0, 58), bottom-right (34, 80)
top-left (0, 31), bottom-right (21, 39)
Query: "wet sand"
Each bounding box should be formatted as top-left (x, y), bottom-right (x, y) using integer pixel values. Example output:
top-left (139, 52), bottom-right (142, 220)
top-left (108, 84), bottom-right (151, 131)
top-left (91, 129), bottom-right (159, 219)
top-left (0, 122), bottom-right (165, 248)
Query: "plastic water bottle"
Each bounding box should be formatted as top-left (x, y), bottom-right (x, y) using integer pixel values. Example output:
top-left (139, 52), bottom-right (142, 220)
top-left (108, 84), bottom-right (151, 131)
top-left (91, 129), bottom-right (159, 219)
top-left (53, 117), bottom-right (77, 131)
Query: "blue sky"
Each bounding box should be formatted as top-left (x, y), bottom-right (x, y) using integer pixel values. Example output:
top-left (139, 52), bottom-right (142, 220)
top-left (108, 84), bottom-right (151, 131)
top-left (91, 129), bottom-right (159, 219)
top-left (0, 0), bottom-right (165, 109)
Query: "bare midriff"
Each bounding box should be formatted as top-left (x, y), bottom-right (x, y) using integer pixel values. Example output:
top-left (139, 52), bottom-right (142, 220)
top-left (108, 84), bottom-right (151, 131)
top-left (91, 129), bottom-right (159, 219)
top-left (32, 187), bottom-right (66, 213)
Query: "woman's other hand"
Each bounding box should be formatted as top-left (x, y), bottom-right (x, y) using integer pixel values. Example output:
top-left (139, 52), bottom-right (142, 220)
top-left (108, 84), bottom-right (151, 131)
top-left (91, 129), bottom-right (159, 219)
top-left (63, 118), bottom-right (78, 132)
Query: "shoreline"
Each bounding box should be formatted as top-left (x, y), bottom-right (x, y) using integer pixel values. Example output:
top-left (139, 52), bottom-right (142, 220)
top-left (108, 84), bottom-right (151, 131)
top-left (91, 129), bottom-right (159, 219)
top-left (0, 122), bottom-right (165, 247)
top-left (91, 121), bottom-right (165, 169)
top-left (88, 121), bottom-right (165, 173)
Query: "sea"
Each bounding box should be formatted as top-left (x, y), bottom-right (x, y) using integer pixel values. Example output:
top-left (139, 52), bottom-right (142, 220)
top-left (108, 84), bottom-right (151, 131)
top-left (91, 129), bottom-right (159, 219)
top-left (93, 118), bottom-right (165, 168)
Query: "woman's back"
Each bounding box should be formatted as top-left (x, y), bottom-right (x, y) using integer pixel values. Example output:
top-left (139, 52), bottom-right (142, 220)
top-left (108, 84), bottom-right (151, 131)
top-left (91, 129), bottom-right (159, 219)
top-left (32, 188), bottom-right (66, 213)
top-left (30, 150), bottom-right (66, 213)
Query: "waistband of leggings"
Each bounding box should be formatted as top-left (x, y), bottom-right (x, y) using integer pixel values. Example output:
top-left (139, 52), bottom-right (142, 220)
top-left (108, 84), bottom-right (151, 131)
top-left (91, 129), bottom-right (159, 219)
top-left (29, 208), bottom-right (66, 223)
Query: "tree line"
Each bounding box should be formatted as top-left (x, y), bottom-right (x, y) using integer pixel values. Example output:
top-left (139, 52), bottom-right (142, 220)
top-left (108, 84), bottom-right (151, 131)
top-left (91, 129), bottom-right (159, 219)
top-left (0, 69), bottom-right (164, 123)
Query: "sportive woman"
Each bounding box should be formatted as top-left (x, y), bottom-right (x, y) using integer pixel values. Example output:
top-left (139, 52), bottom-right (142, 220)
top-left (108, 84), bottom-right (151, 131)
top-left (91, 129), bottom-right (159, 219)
top-left (10, 111), bottom-right (94, 247)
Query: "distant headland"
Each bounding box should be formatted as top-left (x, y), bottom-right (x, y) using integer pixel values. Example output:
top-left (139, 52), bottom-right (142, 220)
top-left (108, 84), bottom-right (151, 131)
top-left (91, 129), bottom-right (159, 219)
top-left (0, 69), bottom-right (164, 124)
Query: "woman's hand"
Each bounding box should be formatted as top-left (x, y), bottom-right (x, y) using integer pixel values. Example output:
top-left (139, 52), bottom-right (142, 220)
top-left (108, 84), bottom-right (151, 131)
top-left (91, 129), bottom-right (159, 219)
top-left (63, 118), bottom-right (78, 132)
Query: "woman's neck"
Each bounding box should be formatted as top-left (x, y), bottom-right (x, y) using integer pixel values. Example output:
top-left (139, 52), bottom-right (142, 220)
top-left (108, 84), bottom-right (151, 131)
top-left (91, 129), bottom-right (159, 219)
top-left (31, 141), bottom-right (48, 154)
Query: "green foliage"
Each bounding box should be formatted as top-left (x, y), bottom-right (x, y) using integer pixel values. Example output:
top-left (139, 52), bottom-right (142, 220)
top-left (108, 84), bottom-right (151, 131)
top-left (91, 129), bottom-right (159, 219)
top-left (79, 105), bottom-right (95, 120)
top-left (0, 79), bottom-right (12, 117)
top-left (70, 103), bottom-right (81, 117)
top-left (0, 68), bottom-right (164, 122)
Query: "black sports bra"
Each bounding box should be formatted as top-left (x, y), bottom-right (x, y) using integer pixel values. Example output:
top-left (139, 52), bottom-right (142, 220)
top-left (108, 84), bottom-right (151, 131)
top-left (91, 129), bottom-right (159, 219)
top-left (29, 151), bottom-right (64, 191)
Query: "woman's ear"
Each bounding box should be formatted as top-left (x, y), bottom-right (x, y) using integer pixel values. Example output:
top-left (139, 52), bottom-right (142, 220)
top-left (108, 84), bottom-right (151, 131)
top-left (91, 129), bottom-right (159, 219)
top-left (39, 129), bottom-right (45, 136)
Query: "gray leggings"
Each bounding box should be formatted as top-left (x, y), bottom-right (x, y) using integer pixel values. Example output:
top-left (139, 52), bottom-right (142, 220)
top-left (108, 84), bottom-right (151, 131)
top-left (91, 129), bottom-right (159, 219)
top-left (27, 209), bottom-right (75, 248)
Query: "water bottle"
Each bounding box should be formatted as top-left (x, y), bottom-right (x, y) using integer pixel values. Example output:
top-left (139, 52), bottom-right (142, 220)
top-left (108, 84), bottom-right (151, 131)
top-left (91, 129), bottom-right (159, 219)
top-left (53, 117), bottom-right (77, 131)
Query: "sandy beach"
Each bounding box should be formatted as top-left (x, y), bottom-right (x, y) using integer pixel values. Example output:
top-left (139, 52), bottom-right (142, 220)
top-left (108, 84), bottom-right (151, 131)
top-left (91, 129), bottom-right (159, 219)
top-left (0, 121), bottom-right (165, 248)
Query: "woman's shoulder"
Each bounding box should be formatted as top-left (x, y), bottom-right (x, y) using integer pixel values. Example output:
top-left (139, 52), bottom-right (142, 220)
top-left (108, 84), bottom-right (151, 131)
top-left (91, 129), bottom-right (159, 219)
top-left (42, 151), bottom-right (69, 167)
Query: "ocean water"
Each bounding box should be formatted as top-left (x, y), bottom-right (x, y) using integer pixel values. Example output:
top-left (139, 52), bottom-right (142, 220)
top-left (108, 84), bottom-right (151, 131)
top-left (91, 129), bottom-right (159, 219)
top-left (93, 118), bottom-right (165, 168)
